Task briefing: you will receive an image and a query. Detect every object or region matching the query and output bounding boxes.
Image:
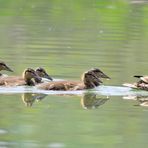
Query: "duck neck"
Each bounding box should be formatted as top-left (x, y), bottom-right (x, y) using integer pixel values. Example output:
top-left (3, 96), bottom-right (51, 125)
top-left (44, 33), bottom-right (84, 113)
top-left (84, 80), bottom-right (96, 89)
top-left (25, 78), bottom-right (35, 86)
top-left (34, 77), bottom-right (42, 83)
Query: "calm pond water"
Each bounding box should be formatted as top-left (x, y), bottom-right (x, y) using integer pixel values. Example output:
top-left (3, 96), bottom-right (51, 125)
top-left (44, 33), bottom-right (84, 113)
top-left (0, 0), bottom-right (148, 147)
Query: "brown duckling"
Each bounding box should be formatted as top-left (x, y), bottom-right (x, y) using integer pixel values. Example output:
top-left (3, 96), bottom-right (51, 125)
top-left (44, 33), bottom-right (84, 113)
top-left (37, 68), bottom-right (110, 91)
top-left (34, 67), bottom-right (53, 83)
top-left (123, 75), bottom-right (148, 91)
top-left (0, 61), bottom-right (13, 77)
top-left (0, 68), bottom-right (41, 86)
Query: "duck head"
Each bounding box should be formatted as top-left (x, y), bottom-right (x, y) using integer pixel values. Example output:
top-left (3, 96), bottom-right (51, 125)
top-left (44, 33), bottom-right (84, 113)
top-left (89, 68), bottom-right (110, 79)
top-left (82, 71), bottom-right (103, 89)
top-left (35, 67), bottom-right (53, 81)
top-left (23, 68), bottom-right (41, 85)
top-left (0, 62), bottom-right (13, 72)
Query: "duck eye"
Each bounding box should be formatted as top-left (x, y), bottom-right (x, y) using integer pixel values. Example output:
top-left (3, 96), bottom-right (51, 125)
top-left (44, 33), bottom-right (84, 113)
top-left (28, 70), bottom-right (34, 73)
top-left (37, 68), bottom-right (43, 72)
top-left (94, 69), bottom-right (100, 72)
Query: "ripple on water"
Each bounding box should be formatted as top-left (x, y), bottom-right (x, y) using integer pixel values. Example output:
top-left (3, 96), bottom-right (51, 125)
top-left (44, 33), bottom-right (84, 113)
top-left (47, 143), bottom-right (65, 148)
top-left (0, 85), bottom-right (148, 97)
top-left (0, 129), bottom-right (8, 135)
top-left (0, 141), bottom-right (17, 147)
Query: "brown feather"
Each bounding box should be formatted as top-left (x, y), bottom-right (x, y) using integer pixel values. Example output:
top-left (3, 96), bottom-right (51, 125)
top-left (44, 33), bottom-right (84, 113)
top-left (37, 68), bottom-right (109, 91)
top-left (0, 68), bottom-right (40, 86)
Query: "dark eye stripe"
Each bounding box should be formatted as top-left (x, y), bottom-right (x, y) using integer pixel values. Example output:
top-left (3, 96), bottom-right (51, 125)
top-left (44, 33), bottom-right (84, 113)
top-left (0, 62), bottom-right (6, 66)
top-left (26, 69), bottom-right (35, 73)
top-left (30, 70), bottom-right (35, 73)
top-left (37, 68), bottom-right (44, 72)
top-left (94, 69), bottom-right (101, 72)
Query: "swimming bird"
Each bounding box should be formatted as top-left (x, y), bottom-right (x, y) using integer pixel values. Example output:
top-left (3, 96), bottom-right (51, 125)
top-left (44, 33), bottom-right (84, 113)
top-left (0, 68), bottom-right (41, 86)
top-left (37, 68), bottom-right (110, 91)
top-left (0, 61), bottom-right (13, 77)
top-left (123, 75), bottom-right (148, 91)
top-left (35, 67), bottom-right (53, 83)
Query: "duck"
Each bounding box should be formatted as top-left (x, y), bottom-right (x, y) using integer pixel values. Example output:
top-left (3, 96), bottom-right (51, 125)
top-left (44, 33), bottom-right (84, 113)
top-left (34, 67), bottom-right (53, 83)
top-left (123, 75), bottom-right (148, 91)
top-left (37, 68), bottom-right (110, 91)
top-left (0, 68), bottom-right (41, 86)
top-left (0, 61), bottom-right (13, 77)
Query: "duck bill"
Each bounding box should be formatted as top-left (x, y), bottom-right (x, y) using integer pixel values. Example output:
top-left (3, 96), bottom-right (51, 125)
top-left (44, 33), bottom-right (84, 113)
top-left (5, 65), bottom-right (13, 72)
top-left (99, 72), bottom-right (110, 79)
top-left (44, 73), bottom-right (53, 81)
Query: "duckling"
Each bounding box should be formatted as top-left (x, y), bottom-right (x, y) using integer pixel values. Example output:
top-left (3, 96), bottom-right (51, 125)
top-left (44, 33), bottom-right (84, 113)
top-left (37, 68), bottom-right (110, 91)
top-left (0, 61), bottom-right (13, 77)
top-left (123, 75), bottom-right (148, 91)
top-left (0, 68), bottom-right (41, 86)
top-left (34, 67), bottom-right (53, 83)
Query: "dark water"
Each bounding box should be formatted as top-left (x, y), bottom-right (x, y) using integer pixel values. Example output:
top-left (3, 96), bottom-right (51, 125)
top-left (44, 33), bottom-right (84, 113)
top-left (0, 0), bottom-right (148, 147)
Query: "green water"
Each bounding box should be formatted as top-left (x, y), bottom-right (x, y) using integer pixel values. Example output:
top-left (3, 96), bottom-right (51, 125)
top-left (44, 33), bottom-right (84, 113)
top-left (0, 0), bottom-right (148, 147)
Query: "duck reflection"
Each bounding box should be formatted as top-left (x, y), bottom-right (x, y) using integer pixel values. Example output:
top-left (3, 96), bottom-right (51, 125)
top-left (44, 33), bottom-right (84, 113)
top-left (136, 96), bottom-right (148, 107)
top-left (135, 96), bottom-right (148, 107)
top-left (81, 93), bottom-right (109, 109)
top-left (123, 95), bottom-right (148, 107)
top-left (21, 92), bottom-right (109, 109)
top-left (22, 93), bottom-right (47, 106)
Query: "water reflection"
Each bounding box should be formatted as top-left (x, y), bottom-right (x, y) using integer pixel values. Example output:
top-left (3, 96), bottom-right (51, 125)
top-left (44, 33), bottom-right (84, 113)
top-left (21, 91), bottom-right (148, 108)
top-left (22, 93), bottom-right (47, 106)
top-left (130, 0), bottom-right (148, 4)
top-left (81, 93), bottom-right (109, 109)
top-left (136, 96), bottom-right (148, 107)
top-left (21, 92), bottom-right (109, 109)
top-left (123, 95), bottom-right (148, 107)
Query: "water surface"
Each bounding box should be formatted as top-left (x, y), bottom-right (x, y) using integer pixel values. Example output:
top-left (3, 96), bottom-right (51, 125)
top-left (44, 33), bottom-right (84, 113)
top-left (0, 0), bottom-right (148, 147)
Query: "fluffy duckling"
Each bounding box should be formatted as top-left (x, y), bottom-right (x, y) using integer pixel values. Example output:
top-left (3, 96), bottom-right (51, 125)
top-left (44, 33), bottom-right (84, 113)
top-left (37, 68), bottom-right (110, 91)
top-left (123, 75), bottom-right (148, 91)
top-left (0, 61), bottom-right (13, 77)
top-left (34, 67), bottom-right (53, 83)
top-left (0, 68), bottom-right (41, 86)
